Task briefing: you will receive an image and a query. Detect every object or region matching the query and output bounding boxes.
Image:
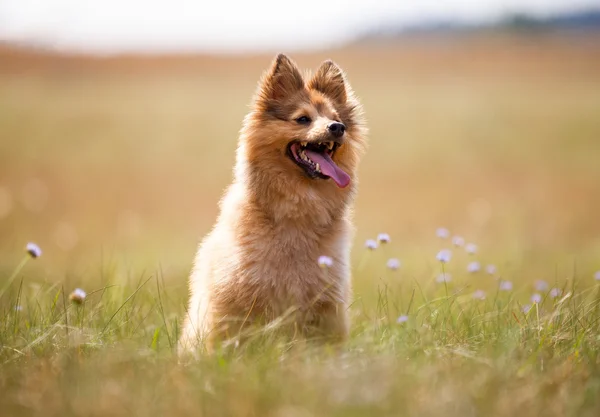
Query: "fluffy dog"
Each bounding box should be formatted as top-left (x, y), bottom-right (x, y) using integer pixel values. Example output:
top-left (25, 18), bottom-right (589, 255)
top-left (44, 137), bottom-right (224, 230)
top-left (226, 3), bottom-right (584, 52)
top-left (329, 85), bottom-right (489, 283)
top-left (179, 54), bottom-right (367, 354)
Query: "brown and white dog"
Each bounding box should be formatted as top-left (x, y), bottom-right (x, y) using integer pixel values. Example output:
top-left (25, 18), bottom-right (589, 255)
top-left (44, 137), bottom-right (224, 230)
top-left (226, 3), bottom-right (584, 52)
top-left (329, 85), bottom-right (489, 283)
top-left (179, 54), bottom-right (367, 354)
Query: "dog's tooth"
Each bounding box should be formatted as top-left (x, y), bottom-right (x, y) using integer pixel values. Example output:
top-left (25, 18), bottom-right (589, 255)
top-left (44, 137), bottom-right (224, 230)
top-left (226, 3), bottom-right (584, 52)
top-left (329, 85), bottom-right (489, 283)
top-left (315, 163), bottom-right (320, 172)
top-left (328, 142), bottom-right (334, 150)
top-left (301, 141), bottom-right (308, 147)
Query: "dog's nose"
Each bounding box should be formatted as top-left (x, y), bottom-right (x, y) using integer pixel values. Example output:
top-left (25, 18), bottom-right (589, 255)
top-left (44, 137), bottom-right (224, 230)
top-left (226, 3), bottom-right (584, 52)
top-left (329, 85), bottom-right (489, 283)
top-left (327, 122), bottom-right (346, 138)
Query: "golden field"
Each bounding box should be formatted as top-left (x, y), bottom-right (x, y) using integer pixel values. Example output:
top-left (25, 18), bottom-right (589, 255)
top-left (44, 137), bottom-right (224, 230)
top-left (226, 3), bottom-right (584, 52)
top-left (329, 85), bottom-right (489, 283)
top-left (1, 34), bottom-right (600, 280)
top-left (1, 33), bottom-right (600, 416)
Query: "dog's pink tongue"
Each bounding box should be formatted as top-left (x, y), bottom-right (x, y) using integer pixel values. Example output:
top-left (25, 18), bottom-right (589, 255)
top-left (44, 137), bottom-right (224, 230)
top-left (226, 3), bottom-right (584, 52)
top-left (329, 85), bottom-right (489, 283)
top-left (304, 149), bottom-right (351, 188)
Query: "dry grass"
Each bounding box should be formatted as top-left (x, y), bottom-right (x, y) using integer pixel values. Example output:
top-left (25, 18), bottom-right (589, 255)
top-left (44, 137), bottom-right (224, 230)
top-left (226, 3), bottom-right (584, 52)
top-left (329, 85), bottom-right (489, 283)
top-left (1, 33), bottom-right (600, 416)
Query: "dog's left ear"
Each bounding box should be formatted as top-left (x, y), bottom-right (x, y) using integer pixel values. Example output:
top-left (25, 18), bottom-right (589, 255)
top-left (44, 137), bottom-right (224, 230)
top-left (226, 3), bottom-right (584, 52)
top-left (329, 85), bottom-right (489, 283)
top-left (257, 54), bottom-right (304, 104)
top-left (308, 60), bottom-right (348, 105)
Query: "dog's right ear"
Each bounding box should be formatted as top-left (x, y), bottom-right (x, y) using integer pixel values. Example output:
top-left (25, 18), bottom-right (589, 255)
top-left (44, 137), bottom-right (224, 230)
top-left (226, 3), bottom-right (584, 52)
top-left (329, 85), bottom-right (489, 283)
top-left (255, 54), bottom-right (304, 107)
top-left (308, 60), bottom-right (348, 105)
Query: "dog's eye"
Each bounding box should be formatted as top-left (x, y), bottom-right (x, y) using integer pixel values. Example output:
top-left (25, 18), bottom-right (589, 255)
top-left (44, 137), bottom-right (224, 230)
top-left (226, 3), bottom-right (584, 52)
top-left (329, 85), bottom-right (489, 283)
top-left (295, 116), bottom-right (312, 124)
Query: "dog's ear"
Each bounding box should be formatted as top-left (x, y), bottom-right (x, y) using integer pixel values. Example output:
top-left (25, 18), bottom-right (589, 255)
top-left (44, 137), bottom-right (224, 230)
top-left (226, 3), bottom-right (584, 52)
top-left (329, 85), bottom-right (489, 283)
top-left (256, 54), bottom-right (304, 105)
top-left (308, 60), bottom-right (348, 105)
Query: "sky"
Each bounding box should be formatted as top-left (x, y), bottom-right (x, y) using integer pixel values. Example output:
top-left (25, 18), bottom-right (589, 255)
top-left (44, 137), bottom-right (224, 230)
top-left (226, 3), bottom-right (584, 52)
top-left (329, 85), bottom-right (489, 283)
top-left (0, 0), bottom-right (597, 53)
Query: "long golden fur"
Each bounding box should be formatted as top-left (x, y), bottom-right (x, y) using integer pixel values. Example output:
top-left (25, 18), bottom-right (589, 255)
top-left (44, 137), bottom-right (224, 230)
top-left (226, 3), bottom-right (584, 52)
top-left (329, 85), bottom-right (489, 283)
top-left (179, 54), bottom-right (367, 354)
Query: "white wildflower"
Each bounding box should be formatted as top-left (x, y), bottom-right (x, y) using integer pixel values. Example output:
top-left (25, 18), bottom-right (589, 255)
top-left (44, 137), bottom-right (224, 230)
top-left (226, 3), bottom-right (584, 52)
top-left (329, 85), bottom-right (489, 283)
top-left (396, 315), bottom-right (409, 324)
top-left (531, 293), bottom-right (542, 304)
top-left (69, 288), bottom-right (87, 304)
top-left (535, 280), bottom-right (549, 292)
top-left (486, 264), bottom-right (497, 275)
top-left (499, 280), bottom-right (513, 291)
top-left (386, 258), bottom-right (401, 271)
top-left (436, 249), bottom-right (452, 263)
top-left (465, 243), bottom-right (478, 255)
top-left (26, 242), bottom-right (42, 259)
top-left (436, 228), bottom-right (450, 239)
top-left (317, 255), bottom-right (333, 269)
top-left (594, 271), bottom-right (600, 281)
top-left (452, 236), bottom-right (465, 247)
top-left (377, 233), bottom-right (391, 244)
top-left (365, 239), bottom-right (378, 250)
top-left (467, 261), bottom-right (481, 273)
top-left (549, 288), bottom-right (562, 299)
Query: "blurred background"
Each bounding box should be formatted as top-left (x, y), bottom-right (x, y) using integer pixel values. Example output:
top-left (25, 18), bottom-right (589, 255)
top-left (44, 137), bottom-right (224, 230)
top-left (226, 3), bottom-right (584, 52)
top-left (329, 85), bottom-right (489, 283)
top-left (1, 0), bottom-right (600, 288)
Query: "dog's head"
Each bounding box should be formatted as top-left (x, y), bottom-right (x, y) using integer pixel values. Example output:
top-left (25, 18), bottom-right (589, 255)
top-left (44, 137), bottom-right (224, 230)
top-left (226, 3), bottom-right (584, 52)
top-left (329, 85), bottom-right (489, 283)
top-left (238, 54), bottom-right (366, 208)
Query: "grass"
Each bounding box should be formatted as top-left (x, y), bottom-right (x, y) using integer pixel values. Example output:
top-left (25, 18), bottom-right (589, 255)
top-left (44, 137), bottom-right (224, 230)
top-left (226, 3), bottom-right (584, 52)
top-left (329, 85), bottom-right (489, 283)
top-left (1, 33), bottom-right (600, 415)
top-left (1, 247), bottom-right (600, 416)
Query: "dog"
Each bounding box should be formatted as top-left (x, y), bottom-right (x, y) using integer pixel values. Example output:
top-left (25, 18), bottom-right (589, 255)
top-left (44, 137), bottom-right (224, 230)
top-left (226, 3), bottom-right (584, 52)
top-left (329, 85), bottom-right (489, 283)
top-left (179, 54), bottom-right (367, 354)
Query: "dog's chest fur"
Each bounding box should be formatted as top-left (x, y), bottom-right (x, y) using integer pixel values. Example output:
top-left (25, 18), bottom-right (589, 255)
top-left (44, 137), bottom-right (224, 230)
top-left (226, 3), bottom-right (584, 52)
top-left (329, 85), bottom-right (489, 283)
top-left (212, 198), bottom-right (350, 318)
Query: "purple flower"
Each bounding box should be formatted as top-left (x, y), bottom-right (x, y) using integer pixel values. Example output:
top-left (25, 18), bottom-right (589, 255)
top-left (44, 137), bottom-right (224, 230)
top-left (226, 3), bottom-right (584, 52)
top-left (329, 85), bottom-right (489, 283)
top-left (467, 261), bottom-right (481, 273)
top-left (452, 236), bottom-right (465, 247)
top-left (531, 293), bottom-right (542, 304)
top-left (436, 249), bottom-right (452, 263)
top-left (465, 243), bottom-right (478, 255)
top-left (317, 255), bottom-right (333, 269)
top-left (486, 264), bottom-right (497, 275)
top-left (535, 280), bottom-right (549, 292)
top-left (365, 239), bottom-right (378, 250)
top-left (436, 228), bottom-right (450, 239)
top-left (396, 315), bottom-right (409, 324)
top-left (69, 288), bottom-right (87, 305)
top-left (26, 242), bottom-right (42, 259)
top-left (499, 280), bottom-right (513, 291)
top-left (386, 258), bottom-right (401, 271)
top-left (377, 233), bottom-right (391, 244)
top-left (549, 288), bottom-right (562, 299)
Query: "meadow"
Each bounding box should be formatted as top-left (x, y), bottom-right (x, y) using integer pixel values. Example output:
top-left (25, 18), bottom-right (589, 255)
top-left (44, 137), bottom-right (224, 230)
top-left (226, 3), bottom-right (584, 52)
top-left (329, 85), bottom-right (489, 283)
top-left (1, 33), bottom-right (600, 416)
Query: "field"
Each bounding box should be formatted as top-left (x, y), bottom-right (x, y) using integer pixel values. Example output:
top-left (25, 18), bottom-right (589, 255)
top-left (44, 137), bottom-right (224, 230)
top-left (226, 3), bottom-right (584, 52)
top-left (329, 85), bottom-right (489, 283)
top-left (1, 33), bottom-right (600, 416)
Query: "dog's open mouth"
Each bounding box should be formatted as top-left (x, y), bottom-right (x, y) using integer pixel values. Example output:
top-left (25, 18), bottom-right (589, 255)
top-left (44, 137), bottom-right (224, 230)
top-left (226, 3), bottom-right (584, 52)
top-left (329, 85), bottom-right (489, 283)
top-left (287, 140), bottom-right (350, 188)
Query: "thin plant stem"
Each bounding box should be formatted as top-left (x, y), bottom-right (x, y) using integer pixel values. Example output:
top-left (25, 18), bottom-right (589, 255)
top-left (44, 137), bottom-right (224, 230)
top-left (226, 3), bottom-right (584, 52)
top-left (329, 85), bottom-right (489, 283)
top-left (441, 262), bottom-right (449, 299)
top-left (0, 256), bottom-right (30, 300)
